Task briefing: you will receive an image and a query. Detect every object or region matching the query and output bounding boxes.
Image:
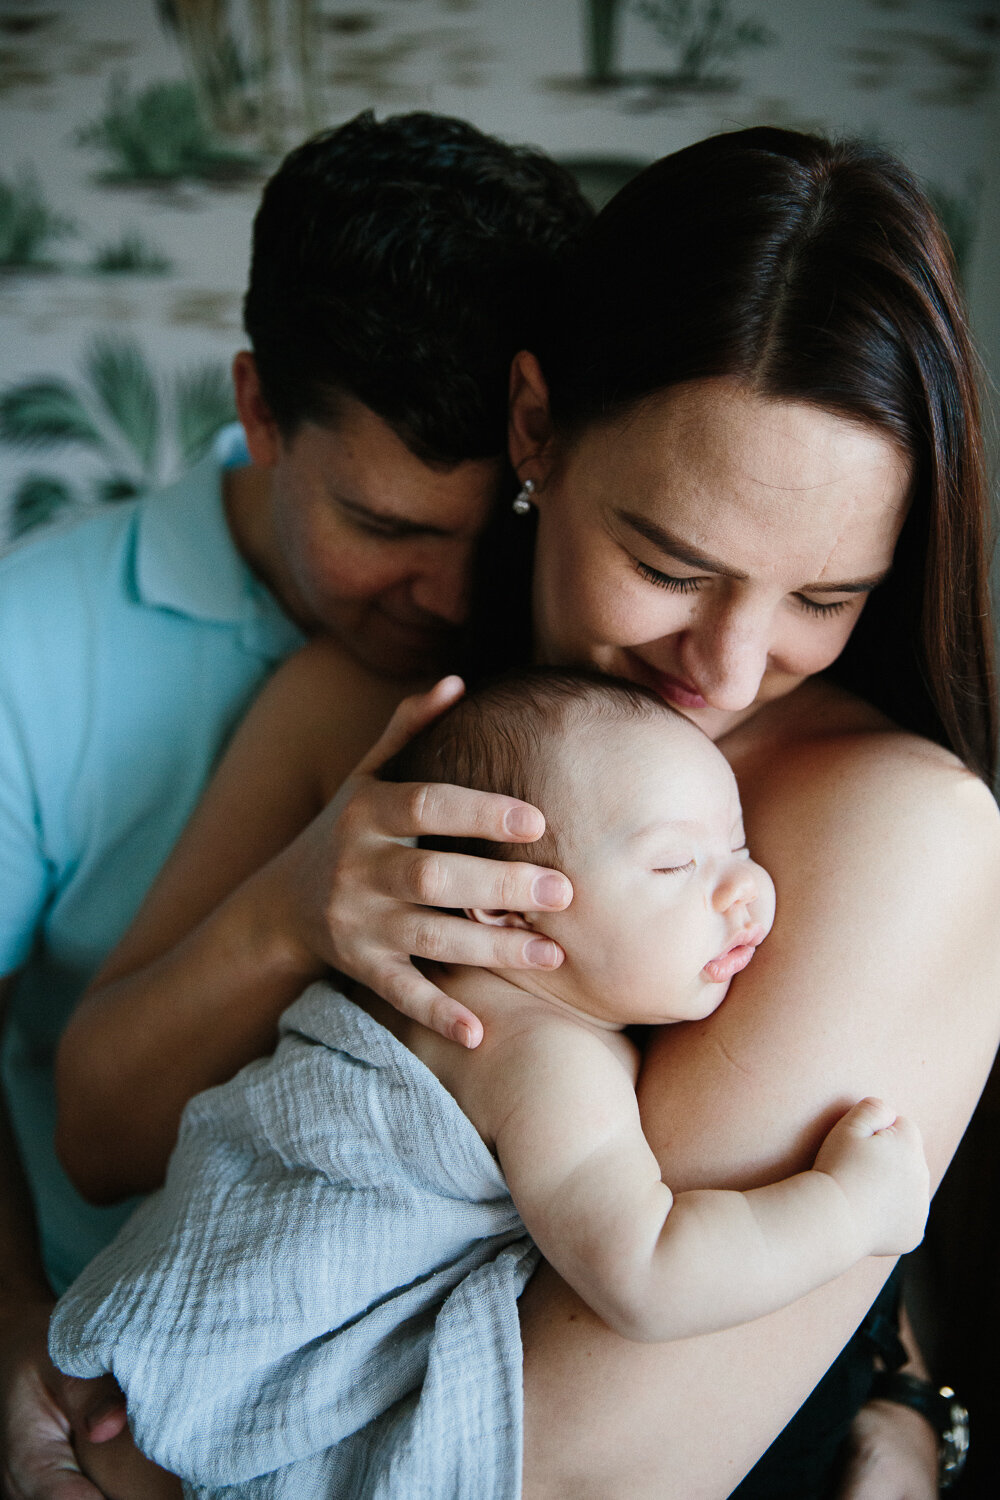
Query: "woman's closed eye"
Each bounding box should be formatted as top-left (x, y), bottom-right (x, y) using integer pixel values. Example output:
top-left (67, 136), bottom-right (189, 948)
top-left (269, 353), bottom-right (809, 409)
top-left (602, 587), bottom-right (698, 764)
top-left (635, 556), bottom-right (858, 620)
top-left (633, 559), bottom-right (703, 593)
top-left (795, 593), bottom-right (853, 618)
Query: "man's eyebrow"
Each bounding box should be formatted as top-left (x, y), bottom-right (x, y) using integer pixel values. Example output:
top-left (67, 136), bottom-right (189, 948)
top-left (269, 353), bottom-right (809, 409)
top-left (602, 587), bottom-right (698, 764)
top-left (616, 509), bottom-right (891, 594)
top-left (338, 495), bottom-right (455, 538)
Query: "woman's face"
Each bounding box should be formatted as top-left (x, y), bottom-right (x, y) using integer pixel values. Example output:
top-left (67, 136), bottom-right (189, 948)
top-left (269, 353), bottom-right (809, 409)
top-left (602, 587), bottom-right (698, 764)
top-left (523, 371), bottom-right (912, 742)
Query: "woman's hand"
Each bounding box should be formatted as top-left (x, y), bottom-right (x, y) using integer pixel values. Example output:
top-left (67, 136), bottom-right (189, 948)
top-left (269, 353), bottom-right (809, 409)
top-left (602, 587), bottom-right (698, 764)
top-left (0, 1299), bottom-right (126, 1500)
top-left (267, 676), bottom-right (574, 1046)
top-left (836, 1398), bottom-right (938, 1500)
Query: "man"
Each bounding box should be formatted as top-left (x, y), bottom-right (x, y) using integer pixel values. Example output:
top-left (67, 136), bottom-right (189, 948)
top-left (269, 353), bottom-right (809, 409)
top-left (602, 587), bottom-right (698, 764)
top-left (0, 109), bottom-right (590, 1499)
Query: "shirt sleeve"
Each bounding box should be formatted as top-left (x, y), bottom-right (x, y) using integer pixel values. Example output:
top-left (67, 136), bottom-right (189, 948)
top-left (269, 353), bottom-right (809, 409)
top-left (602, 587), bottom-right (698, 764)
top-left (0, 684), bottom-right (53, 976)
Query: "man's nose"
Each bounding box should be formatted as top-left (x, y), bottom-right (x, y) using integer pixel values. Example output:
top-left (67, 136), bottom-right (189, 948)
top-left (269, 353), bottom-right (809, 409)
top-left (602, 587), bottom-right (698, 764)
top-left (410, 543), bottom-right (475, 627)
top-left (682, 601), bottom-right (772, 713)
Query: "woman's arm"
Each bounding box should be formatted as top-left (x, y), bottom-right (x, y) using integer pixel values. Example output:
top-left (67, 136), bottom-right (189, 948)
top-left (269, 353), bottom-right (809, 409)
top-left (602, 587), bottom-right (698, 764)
top-left (495, 1017), bottom-right (926, 1344)
top-left (518, 736), bottom-right (1000, 1499)
top-left (56, 642), bottom-right (571, 1203)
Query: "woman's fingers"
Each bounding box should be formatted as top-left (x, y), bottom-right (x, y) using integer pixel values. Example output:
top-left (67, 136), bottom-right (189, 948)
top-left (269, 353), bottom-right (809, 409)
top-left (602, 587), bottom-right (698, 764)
top-left (396, 905), bottom-right (563, 970)
top-left (378, 844), bottom-right (572, 918)
top-left (375, 960), bottom-right (487, 1048)
top-left (369, 778), bottom-right (547, 846)
top-left (353, 676), bottom-right (466, 776)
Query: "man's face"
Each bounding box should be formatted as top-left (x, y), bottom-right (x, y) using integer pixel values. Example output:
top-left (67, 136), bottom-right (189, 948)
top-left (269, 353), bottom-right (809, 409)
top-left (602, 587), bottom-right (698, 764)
top-left (533, 714), bottom-right (776, 1025)
top-left (234, 358), bottom-right (501, 678)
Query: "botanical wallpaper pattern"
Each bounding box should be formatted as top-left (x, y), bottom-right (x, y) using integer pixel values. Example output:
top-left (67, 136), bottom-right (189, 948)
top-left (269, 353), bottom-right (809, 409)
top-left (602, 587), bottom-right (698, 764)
top-left (1, 0), bottom-right (997, 542)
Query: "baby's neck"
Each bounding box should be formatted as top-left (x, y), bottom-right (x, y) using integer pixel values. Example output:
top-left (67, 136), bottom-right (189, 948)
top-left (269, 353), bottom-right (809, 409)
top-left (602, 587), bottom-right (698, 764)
top-left (437, 963), bottom-right (626, 1038)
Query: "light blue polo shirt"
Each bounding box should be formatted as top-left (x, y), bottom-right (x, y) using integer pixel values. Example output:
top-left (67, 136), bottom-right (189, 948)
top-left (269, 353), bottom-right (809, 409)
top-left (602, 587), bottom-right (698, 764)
top-left (0, 447), bottom-right (303, 1292)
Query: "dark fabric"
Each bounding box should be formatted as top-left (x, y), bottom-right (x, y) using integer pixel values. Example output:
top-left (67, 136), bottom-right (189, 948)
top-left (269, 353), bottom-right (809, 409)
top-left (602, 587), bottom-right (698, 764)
top-left (729, 1266), bottom-right (904, 1500)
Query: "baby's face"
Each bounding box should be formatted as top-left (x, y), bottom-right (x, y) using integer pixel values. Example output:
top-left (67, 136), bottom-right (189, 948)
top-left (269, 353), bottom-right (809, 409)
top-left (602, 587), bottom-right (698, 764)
top-left (532, 713), bottom-right (776, 1026)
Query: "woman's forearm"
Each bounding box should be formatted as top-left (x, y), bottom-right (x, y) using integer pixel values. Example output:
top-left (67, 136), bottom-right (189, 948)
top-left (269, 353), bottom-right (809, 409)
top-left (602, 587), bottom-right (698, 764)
top-left (520, 1254), bottom-right (892, 1499)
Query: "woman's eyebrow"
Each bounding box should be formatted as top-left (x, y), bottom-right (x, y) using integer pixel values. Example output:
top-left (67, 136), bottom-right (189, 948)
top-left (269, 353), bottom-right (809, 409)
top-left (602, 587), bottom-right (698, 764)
top-left (616, 509), bottom-right (891, 593)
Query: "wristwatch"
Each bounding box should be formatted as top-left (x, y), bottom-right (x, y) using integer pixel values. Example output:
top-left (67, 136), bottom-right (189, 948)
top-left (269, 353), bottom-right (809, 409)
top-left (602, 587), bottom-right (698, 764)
top-left (869, 1370), bottom-right (970, 1490)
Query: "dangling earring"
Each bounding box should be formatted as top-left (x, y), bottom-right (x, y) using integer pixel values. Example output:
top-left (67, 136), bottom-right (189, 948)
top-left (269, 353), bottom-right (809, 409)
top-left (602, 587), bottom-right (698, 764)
top-left (512, 478), bottom-right (535, 515)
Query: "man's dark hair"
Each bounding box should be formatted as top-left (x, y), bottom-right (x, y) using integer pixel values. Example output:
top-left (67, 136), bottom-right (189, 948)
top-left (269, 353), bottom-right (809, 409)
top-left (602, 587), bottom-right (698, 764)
top-left (381, 667), bottom-right (682, 870)
top-left (243, 110), bottom-right (592, 463)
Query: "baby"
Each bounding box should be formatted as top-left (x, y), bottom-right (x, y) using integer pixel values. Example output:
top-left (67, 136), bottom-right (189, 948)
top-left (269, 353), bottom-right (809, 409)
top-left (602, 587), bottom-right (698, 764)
top-left (50, 668), bottom-right (928, 1500)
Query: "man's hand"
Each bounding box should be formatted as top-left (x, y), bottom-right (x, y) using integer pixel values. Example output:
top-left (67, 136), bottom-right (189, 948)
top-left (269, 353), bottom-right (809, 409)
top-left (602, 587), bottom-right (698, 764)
top-left (266, 676), bottom-right (573, 1047)
top-left (1, 1300), bottom-right (125, 1500)
top-left (837, 1397), bottom-right (939, 1500)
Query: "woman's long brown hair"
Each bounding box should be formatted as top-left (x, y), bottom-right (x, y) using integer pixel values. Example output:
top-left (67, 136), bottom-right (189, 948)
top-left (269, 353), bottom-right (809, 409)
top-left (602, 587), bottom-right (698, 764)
top-left (535, 128), bottom-right (996, 783)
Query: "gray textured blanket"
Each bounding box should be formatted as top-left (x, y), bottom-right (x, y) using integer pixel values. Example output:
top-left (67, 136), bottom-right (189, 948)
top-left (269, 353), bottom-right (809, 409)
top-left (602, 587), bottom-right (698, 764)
top-left (49, 984), bottom-right (537, 1499)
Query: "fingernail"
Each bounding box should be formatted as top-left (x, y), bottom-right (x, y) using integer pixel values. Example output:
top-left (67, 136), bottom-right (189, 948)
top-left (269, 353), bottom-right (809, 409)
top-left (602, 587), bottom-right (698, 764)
top-left (526, 937), bottom-right (560, 968)
top-left (505, 806), bottom-right (541, 839)
top-left (453, 1021), bottom-right (474, 1048)
top-left (85, 1397), bottom-right (124, 1437)
top-left (531, 873), bottom-right (569, 908)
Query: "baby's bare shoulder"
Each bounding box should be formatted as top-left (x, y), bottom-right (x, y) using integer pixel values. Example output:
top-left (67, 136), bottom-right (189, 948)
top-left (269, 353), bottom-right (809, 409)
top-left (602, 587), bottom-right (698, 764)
top-left (467, 1006), bottom-right (640, 1144)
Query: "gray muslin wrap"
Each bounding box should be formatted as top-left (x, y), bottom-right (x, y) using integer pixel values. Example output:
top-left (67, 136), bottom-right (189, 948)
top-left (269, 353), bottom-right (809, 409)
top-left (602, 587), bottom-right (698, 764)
top-left (49, 984), bottom-right (537, 1499)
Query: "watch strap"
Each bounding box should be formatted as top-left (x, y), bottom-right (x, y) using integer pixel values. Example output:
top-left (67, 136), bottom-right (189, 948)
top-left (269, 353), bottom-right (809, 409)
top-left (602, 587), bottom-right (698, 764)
top-left (869, 1371), bottom-right (969, 1490)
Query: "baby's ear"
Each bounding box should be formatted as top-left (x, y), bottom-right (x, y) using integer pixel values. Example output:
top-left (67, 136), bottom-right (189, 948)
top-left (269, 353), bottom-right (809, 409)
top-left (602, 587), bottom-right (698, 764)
top-left (465, 908), bottom-right (534, 930)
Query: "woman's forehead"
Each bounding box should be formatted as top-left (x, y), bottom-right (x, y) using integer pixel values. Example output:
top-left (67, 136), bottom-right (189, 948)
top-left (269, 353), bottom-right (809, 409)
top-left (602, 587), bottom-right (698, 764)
top-left (593, 378), bottom-right (911, 577)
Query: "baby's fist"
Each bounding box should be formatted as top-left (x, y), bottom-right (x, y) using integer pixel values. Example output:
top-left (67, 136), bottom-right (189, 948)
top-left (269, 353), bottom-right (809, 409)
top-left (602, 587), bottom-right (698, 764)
top-left (814, 1098), bottom-right (929, 1258)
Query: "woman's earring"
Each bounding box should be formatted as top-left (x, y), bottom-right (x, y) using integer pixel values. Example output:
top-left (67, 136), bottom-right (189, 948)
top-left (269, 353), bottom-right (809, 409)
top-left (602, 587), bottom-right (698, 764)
top-left (512, 478), bottom-right (535, 515)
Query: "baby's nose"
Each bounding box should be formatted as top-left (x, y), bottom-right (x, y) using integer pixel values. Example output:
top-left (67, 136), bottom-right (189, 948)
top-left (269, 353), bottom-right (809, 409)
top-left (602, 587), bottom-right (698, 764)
top-left (711, 859), bottom-right (759, 914)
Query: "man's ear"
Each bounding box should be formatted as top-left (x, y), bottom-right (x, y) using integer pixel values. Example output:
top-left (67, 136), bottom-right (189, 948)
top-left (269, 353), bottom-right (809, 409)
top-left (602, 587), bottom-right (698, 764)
top-left (507, 350), bottom-right (556, 491)
top-left (232, 350), bottom-right (281, 468)
top-left (466, 908), bottom-right (535, 930)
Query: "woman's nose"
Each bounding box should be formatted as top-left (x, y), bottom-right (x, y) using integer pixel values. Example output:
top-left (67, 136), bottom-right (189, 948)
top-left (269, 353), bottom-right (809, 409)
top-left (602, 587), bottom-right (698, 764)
top-left (682, 601), bottom-right (771, 712)
top-left (712, 858), bottom-right (759, 914)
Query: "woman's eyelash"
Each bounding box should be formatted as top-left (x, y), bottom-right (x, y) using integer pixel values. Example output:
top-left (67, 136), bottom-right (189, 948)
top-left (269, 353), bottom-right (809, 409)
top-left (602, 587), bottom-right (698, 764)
top-left (795, 595), bottom-right (852, 618)
top-left (634, 561), bottom-right (702, 593)
top-left (635, 558), bottom-right (852, 617)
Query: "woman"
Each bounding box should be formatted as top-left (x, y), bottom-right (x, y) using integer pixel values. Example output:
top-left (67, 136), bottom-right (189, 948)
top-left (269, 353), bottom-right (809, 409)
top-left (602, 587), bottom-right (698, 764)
top-left (57, 129), bottom-right (1000, 1497)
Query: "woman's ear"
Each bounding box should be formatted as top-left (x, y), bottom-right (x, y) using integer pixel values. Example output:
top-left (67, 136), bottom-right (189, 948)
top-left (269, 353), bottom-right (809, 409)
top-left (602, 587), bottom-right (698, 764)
top-left (232, 351), bottom-right (281, 468)
top-left (508, 350), bottom-right (556, 490)
top-left (465, 908), bottom-right (535, 930)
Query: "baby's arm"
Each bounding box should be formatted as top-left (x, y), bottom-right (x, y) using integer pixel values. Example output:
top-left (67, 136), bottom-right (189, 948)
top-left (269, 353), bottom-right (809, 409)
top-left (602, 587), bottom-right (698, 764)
top-left (495, 1026), bottom-right (929, 1344)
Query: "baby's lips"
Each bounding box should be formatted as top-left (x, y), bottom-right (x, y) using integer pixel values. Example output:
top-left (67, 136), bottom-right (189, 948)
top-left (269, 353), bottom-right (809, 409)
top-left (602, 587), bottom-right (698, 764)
top-left (702, 923), bottom-right (766, 985)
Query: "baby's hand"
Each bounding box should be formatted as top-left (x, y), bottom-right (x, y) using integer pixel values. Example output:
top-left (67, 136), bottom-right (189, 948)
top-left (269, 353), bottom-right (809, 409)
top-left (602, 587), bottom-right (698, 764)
top-left (813, 1097), bottom-right (929, 1258)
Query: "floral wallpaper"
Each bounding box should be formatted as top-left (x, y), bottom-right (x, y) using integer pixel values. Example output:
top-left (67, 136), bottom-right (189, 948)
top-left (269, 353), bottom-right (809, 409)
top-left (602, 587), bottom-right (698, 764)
top-left (1, 0), bottom-right (997, 543)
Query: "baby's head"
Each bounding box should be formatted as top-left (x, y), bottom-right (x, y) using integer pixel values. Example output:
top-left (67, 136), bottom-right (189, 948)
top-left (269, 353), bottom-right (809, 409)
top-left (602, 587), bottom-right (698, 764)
top-left (383, 669), bottom-right (775, 1025)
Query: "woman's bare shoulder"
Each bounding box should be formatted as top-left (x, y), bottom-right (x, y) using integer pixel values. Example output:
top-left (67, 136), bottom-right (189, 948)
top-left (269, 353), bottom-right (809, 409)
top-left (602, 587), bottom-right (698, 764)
top-left (735, 679), bottom-right (997, 854)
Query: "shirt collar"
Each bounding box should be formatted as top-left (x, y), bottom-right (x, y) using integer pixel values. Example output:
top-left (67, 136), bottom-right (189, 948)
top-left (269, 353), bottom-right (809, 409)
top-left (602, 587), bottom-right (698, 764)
top-left (132, 453), bottom-right (304, 661)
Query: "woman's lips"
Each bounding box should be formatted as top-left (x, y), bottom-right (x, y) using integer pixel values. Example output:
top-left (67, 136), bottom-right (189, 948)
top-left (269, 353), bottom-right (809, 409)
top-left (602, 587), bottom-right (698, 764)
top-left (624, 653), bottom-right (707, 710)
top-left (702, 925), bottom-right (767, 985)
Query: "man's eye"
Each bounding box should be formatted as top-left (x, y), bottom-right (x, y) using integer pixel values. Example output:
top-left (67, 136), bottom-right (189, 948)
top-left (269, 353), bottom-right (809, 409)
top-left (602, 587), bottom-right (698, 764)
top-left (354, 516), bottom-right (403, 538)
